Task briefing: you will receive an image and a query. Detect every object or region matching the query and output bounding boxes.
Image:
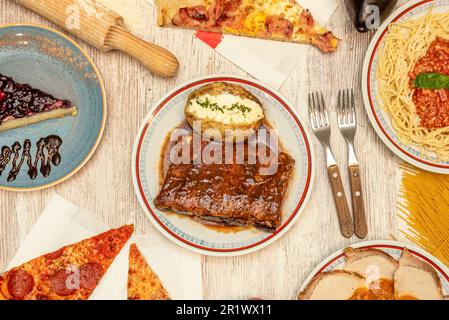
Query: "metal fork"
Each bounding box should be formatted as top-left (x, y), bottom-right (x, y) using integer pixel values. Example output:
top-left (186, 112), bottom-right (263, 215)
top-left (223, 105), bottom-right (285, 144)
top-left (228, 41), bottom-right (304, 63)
top-left (308, 92), bottom-right (354, 238)
top-left (337, 89), bottom-right (368, 239)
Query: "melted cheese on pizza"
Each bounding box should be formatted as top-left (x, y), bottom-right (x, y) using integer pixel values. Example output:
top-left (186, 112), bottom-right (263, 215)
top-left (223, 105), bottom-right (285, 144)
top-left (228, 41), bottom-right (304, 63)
top-left (0, 225), bottom-right (133, 300)
top-left (156, 0), bottom-right (339, 52)
top-left (127, 244), bottom-right (170, 300)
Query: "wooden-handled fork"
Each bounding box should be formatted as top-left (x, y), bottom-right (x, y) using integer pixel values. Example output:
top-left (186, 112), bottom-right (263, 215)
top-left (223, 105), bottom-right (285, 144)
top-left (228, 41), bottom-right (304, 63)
top-left (308, 92), bottom-right (355, 238)
top-left (337, 89), bottom-right (368, 239)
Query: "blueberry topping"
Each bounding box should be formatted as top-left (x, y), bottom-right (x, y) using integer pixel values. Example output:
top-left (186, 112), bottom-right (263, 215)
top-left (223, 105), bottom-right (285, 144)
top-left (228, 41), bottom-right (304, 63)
top-left (0, 74), bottom-right (72, 124)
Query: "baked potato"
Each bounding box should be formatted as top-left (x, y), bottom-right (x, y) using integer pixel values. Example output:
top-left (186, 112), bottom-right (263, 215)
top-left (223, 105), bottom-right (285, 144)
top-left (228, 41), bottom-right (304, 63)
top-left (184, 82), bottom-right (265, 141)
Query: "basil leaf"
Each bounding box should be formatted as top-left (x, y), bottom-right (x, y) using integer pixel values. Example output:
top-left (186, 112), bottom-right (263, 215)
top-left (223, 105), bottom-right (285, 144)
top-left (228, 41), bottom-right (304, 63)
top-left (414, 73), bottom-right (449, 89)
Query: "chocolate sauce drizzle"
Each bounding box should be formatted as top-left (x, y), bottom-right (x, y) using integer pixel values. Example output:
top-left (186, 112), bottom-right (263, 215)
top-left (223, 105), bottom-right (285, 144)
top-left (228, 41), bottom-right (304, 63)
top-left (0, 135), bottom-right (62, 182)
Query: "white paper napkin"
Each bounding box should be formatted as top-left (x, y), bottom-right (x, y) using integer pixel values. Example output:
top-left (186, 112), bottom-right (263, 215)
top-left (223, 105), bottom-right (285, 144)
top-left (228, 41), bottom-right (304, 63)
top-left (148, 0), bottom-right (338, 88)
top-left (6, 194), bottom-right (203, 300)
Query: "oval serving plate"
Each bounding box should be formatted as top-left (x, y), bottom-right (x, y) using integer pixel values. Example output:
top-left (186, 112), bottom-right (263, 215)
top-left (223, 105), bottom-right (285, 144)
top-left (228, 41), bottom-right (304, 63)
top-left (298, 240), bottom-right (449, 298)
top-left (362, 0), bottom-right (449, 174)
top-left (0, 24), bottom-right (106, 191)
top-left (132, 75), bottom-right (315, 257)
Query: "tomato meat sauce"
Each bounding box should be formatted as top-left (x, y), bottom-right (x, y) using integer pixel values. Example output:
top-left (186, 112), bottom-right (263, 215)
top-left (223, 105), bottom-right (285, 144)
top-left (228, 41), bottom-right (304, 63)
top-left (410, 37), bottom-right (449, 128)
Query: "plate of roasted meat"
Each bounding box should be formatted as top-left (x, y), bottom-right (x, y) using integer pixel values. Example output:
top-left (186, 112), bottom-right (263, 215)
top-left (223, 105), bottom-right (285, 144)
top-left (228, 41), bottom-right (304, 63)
top-left (298, 241), bottom-right (449, 300)
top-left (132, 75), bottom-right (315, 256)
top-left (0, 24), bottom-right (106, 191)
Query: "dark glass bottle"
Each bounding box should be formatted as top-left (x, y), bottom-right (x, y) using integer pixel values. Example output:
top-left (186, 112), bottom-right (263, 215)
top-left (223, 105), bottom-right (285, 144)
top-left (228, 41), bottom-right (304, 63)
top-left (344, 0), bottom-right (399, 32)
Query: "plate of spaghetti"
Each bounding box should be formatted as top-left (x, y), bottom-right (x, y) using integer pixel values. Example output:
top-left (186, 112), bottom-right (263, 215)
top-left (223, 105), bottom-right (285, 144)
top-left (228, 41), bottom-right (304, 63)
top-left (363, 0), bottom-right (449, 173)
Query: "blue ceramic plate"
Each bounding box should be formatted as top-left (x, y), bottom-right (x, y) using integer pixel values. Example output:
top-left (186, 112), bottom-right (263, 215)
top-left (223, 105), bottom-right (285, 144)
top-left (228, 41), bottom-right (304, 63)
top-left (0, 24), bottom-right (106, 191)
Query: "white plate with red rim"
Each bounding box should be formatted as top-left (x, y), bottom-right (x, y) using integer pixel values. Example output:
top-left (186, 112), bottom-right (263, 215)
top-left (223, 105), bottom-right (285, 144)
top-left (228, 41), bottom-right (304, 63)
top-left (298, 240), bottom-right (449, 299)
top-left (362, 0), bottom-right (449, 174)
top-left (132, 75), bottom-right (315, 256)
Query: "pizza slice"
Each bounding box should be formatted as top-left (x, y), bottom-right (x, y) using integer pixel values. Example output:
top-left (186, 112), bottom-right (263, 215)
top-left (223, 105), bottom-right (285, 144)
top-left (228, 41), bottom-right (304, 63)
top-left (0, 74), bottom-right (78, 132)
top-left (0, 225), bottom-right (134, 300)
top-left (155, 0), bottom-right (339, 53)
top-left (127, 244), bottom-right (170, 300)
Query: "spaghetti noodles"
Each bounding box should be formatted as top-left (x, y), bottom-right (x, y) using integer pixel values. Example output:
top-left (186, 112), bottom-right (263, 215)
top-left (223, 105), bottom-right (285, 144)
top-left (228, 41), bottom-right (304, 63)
top-left (398, 163), bottom-right (449, 267)
top-left (377, 9), bottom-right (449, 160)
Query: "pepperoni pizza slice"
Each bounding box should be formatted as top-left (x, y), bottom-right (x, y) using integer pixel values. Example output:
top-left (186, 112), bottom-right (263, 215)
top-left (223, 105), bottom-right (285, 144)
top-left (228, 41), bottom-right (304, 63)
top-left (155, 0), bottom-right (339, 53)
top-left (0, 225), bottom-right (134, 300)
top-left (127, 244), bottom-right (170, 300)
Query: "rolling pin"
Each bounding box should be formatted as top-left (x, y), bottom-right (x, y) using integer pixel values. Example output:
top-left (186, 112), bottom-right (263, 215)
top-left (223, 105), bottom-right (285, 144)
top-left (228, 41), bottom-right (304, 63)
top-left (16, 0), bottom-right (179, 77)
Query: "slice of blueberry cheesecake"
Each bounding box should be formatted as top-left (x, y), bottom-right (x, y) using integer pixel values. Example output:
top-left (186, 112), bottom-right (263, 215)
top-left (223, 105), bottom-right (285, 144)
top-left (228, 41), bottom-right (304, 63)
top-left (0, 74), bottom-right (77, 132)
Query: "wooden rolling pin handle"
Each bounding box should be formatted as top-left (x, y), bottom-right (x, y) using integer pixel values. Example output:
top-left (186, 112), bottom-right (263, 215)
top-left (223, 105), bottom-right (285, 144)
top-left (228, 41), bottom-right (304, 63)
top-left (105, 25), bottom-right (179, 78)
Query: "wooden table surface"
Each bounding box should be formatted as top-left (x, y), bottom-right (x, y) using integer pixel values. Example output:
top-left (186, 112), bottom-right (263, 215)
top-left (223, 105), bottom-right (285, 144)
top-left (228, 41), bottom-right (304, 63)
top-left (0, 0), bottom-right (408, 299)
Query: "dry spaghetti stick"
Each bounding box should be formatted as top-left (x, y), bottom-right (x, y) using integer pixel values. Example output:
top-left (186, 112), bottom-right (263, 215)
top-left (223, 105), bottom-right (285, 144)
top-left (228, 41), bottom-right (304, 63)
top-left (399, 165), bottom-right (449, 267)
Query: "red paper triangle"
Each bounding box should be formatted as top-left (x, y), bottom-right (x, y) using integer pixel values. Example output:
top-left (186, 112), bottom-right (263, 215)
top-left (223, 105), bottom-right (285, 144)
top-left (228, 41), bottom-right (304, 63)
top-left (195, 30), bottom-right (224, 49)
